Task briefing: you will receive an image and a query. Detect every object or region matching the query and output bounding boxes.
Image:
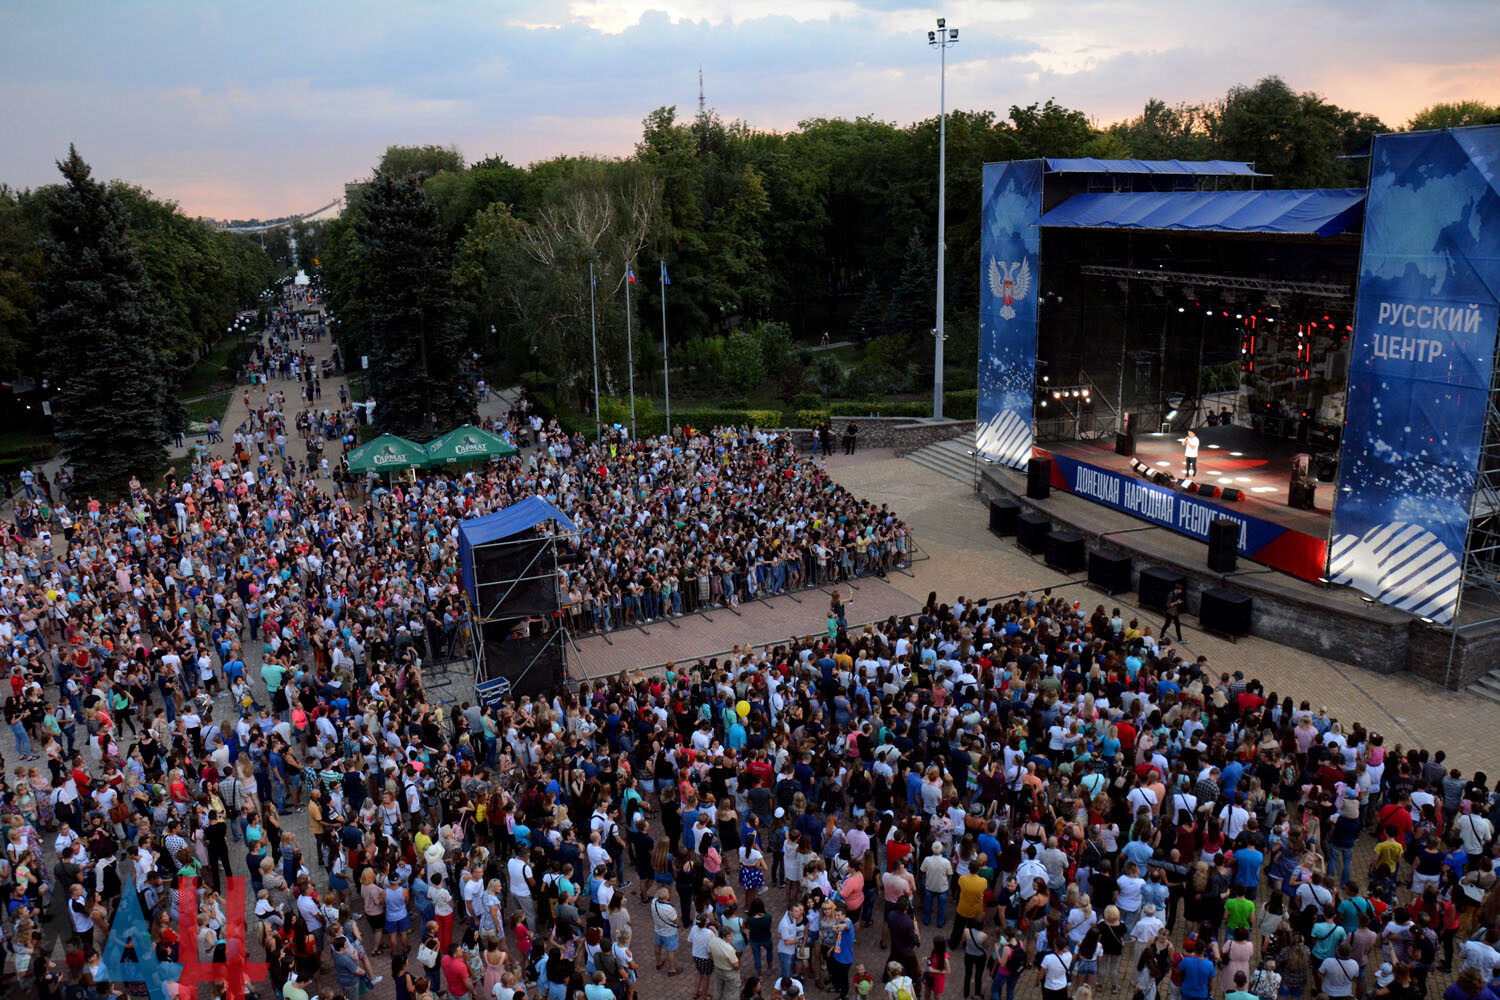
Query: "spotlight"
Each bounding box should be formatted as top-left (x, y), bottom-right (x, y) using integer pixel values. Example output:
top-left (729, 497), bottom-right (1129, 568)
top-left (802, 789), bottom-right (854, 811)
top-left (1178, 307), bottom-right (1185, 313)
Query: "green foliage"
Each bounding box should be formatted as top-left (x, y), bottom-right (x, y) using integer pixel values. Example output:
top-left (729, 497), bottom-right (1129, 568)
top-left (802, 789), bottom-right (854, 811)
top-left (942, 389), bottom-right (978, 418)
top-left (36, 146), bottom-right (171, 497)
top-left (377, 145), bottom-right (465, 182)
top-left (794, 409), bottom-right (831, 427)
top-left (1110, 77), bottom-right (1386, 187)
top-left (183, 391), bottom-right (232, 426)
top-left (676, 335), bottom-right (726, 389)
top-left (673, 408), bottom-right (783, 431)
top-left (848, 357), bottom-right (910, 395)
top-left (830, 400), bottom-right (930, 417)
top-left (721, 329), bottom-right (766, 395)
top-left (789, 392), bottom-right (823, 411)
top-left (1406, 101), bottom-right (1500, 130)
top-left (803, 355), bottom-right (844, 397)
top-left (356, 170), bottom-right (476, 437)
top-left (755, 320), bottom-right (794, 374)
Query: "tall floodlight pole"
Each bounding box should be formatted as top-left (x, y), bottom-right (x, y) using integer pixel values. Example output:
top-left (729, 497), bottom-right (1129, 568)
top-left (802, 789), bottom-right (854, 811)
top-left (661, 259), bottom-right (671, 439)
top-left (625, 261), bottom-right (637, 438)
top-left (589, 261), bottom-right (601, 438)
top-left (928, 17), bottom-right (959, 419)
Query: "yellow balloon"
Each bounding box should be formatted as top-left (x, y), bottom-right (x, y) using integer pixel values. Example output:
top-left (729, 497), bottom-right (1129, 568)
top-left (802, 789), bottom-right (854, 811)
top-left (736, 700), bottom-right (751, 717)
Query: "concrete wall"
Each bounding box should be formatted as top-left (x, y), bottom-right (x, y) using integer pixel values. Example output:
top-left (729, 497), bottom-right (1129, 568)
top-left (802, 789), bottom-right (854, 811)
top-left (778, 418), bottom-right (976, 454)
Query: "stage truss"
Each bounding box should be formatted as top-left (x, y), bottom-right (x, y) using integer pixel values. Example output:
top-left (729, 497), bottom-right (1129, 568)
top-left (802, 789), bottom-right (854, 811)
top-left (1446, 351), bottom-right (1500, 681)
top-left (466, 528), bottom-right (588, 698)
top-left (1078, 265), bottom-right (1353, 301)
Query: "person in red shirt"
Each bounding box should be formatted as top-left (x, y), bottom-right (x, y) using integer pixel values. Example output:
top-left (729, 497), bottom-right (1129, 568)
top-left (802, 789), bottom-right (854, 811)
top-left (886, 830), bottom-right (913, 872)
top-left (1378, 792), bottom-right (1415, 846)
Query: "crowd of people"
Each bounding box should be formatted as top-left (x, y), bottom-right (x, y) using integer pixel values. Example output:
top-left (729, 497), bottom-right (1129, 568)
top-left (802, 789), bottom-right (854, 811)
top-left (0, 303), bottom-right (1497, 1000)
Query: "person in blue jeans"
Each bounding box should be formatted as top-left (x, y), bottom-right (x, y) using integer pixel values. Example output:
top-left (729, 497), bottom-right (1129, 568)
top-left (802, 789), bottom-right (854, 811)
top-left (921, 845), bottom-right (954, 927)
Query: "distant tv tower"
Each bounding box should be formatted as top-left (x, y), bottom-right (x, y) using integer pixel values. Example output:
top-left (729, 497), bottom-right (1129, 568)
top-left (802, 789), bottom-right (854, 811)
top-left (698, 65), bottom-right (705, 114)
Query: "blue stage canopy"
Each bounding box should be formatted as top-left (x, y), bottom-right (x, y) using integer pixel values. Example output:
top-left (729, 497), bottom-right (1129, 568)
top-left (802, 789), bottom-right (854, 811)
top-left (1043, 158), bottom-right (1266, 177)
top-left (459, 496), bottom-right (577, 605)
top-left (1035, 188), bottom-right (1366, 237)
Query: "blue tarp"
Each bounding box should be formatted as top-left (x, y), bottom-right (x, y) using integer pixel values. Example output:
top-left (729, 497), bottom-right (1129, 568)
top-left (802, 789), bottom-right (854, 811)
top-left (1035, 188), bottom-right (1366, 237)
top-left (459, 497), bottom-right (577, 605)
top-left (1044, 158), bottom-right (1266, 177)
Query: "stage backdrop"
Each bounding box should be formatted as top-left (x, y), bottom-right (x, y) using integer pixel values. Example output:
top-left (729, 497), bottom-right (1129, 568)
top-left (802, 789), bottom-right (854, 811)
top-left (1330, 125), bottom-right (1500, 624)
top-left (976, 160), bottom-right (1043, 468)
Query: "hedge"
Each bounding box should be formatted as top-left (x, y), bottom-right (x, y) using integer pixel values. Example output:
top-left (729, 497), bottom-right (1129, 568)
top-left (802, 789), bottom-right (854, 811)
top-left (830, 400), bottom-right (930, 417)
top-left (943, 389), bottom-right (978, 419)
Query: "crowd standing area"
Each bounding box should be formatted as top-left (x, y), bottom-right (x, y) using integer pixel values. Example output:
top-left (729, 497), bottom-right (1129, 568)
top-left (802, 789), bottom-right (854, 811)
top-left (0, 299), bottom-right (1497, 1000)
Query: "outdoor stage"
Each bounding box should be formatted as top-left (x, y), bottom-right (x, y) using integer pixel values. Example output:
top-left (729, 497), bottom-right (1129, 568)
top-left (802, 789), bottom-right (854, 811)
top-left (1035, 424), bottom-right (1335, 582)
top-left (1046, 424), bottom-right (1335, 533)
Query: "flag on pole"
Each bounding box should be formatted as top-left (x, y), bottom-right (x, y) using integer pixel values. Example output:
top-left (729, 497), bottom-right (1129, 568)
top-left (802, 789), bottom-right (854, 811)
top-left (626, 265), bottom-right (636, 284)
top-left (661, 262), bottom-right (671, 285)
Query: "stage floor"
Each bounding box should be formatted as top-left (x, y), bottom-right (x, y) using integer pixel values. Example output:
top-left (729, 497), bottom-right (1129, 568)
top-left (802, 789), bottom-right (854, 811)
top-left (1046, 425), bottom-right (1335, 536)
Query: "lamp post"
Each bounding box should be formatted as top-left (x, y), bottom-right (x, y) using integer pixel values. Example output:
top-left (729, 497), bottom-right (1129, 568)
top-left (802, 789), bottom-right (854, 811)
top-left (928, 16), bottom-right (958, 419)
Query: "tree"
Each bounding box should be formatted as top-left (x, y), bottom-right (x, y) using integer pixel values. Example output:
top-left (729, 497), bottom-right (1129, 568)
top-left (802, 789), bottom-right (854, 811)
top-left (356, 170), bottom-right (475, 437)
top-left (377, 144), bottom-right (465, 181)
top-left (721, 329), bottom-right (765, 395)
top-left (1110, 99), bottom-right (1218, 160)
top-left (1210, 77), bottom-right (1351, 188)
top-left (1407, 101), bottom-right (1500, 130)
top-left (36, 146), bottom-right (170, 496)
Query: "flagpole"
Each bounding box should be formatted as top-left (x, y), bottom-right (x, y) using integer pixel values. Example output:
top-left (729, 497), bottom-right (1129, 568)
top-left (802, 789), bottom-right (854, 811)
top-left (589, 261), bottom-right (601, 439)
top-left (625, 260), bottom-right (636, 438)
top-left (661, 258), bottom-right (671, 440)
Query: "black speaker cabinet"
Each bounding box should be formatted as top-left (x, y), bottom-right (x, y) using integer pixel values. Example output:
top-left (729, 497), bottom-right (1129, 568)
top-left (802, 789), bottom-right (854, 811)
top-left (1115, 432), bottom-right (1135, 457)
top-left (1088, 549), bottom-right (1132, 594)
top-left (988, 499), bottom-right (1020, 536)
top-left (1221, 487), bottom-right (1244, 502)
top-left (1027, 456), bottom-right (1052, 500)
top-left (1138, 566), bottom-right (1186, 613)
top-left (1208, 518), bottom-right (1239, 573)
top-left (1200, 587), bottom-right (1252, 638)
top-left (1289, 479), bottom-right (1317, 510)
top-left (1045, 531), bottom-right (1086, 573)
top-left (1017, 511), bottom-right (1051, 554)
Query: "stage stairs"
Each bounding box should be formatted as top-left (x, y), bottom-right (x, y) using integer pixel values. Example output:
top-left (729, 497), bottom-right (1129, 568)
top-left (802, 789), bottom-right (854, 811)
top-left (1469, 667), bottom-right (1500, 706)
top-left (906, 431), bottom-right (979, 488)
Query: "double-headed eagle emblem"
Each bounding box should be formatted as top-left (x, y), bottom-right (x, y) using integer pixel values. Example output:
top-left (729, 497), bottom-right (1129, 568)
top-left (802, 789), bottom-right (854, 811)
top-left (988, 257), bottom-right (1031, 320)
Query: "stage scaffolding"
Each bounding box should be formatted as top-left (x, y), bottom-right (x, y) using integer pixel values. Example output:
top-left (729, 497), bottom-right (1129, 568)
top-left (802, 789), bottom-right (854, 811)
top-left (1446, 351), bottom-right (1500, 682)
top-left (1078, 265), bottom-right (1354, 301)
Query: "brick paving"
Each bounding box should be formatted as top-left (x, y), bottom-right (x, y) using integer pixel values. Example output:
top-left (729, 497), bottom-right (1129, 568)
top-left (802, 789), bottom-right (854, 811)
top-left (568, 581), bottom-right (922, 679)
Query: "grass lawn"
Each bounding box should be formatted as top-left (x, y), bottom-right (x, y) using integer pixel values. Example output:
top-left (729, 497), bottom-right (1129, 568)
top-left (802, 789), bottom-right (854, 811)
top-left (183, 391), bottom-right (232, 427)
top-left (0, 427), bottom-right (54, 466)
top-left (179, 336), bottom-right (244, 399)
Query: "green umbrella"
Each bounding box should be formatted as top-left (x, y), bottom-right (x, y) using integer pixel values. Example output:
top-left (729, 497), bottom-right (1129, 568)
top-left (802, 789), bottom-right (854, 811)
top-left (346, 433), bottom-right (428, 474)
top-left (423, 424), bottom-right (517, 466)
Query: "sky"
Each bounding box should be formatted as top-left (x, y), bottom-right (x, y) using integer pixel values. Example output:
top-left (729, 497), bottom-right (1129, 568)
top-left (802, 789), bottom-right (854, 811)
top-left (0, 1), bottom-right (1495, 221)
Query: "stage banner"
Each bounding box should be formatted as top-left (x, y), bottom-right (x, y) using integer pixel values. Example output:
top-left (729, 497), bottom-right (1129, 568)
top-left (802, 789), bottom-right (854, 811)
top-left (1330, 126), bottom-right (1500, 624)
top-left (1044, 452), bottom-right (1329, 582)
top-left (977, 159), bottom-right (1043, 468)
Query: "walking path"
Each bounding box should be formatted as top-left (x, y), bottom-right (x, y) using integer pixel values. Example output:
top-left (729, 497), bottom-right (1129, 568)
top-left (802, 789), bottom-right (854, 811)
top-left (822, 446), bottom-right (1500, 773)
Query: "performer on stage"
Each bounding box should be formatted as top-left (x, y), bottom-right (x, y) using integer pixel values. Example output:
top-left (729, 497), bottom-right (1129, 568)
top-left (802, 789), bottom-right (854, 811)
top-left (1183, 430), bottom-right (1199, 476)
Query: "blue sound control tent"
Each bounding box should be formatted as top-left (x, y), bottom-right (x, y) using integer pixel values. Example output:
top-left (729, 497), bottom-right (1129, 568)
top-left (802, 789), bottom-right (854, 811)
top-left (459, 496), bottom-right (577, 606)
top-left (1036, 188), bottom-right (1366, 238)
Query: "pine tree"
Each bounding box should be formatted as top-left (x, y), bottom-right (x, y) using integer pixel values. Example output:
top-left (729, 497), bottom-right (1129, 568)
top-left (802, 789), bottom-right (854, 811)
top-left (36, 146), bottom-right (170, 498)
top-left (356, 171), bottom-right (475, 438)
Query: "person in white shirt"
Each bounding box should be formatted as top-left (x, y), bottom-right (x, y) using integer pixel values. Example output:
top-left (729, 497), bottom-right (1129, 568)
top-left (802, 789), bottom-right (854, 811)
top-left (1037, 938), bottom-right (1076, 1000)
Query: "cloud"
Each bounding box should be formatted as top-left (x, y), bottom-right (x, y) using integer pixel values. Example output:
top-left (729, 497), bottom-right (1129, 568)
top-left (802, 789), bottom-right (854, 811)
top-left (0, 0), bottom-right (1494, 217)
